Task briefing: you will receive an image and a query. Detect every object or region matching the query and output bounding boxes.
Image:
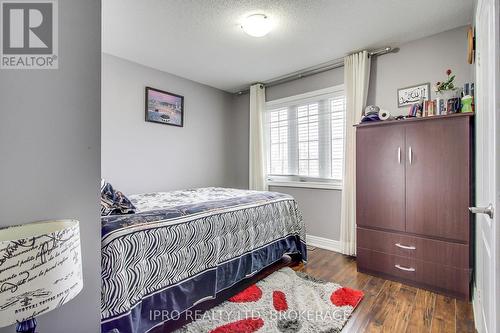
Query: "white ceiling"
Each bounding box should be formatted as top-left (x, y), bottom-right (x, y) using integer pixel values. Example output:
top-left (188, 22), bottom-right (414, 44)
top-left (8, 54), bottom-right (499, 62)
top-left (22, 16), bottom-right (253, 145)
top-left (102, 0), bottom-right (473, 93)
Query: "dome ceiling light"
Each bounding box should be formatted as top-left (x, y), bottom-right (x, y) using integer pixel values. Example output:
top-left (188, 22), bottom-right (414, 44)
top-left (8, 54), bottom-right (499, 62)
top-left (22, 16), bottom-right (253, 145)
top-left (241, 14), bottom-right (272, 37)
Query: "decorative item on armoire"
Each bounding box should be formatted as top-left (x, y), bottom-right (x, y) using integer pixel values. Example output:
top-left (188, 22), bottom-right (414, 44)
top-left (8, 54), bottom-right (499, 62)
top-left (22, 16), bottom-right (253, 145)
top-left (435, 98), bottom-right (446, 115)
top-left (423, 100), bottom-right (436, 116)
top-left (447, 97), bottom-right (461, 113)
top-left (0, 220), bottom-right (83, 333)
top-left (361, 105), bottom-right (381, 122)
top-left (397, 83), bottom-right (430, 107)
top-left (408, 101), bottom-right (424, 118)
top-left (434, 69), bottom-right (460, 114)
top-left (378, 109), bottom-right (393, 121)
top-left (364, 105), bottom-right (379, 116)
top-left (461, 95), bottom-right (474, 113)
top-left (461, 82), bottom-right (475, 113)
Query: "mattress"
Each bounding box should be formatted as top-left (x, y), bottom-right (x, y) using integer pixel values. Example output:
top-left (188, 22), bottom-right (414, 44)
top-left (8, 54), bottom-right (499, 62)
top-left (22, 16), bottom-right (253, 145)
top-left (101, 187), bottom-right (307, 333)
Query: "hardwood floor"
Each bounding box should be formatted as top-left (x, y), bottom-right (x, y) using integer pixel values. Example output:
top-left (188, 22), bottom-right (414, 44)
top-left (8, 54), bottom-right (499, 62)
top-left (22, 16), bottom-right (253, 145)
top-left (290, 248), bottom-right (476, 333)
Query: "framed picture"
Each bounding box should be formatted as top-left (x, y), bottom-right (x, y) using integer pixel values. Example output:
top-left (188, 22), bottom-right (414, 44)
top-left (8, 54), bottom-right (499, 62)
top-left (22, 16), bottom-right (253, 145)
top-left (145, 86), bottom-right (184, 127)
top-left (397, 83), bottom-right (430, 107)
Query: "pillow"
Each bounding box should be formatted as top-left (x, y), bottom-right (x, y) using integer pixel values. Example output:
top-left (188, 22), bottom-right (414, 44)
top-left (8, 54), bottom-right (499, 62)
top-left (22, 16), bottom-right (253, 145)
top-left (100, 179), bottom-right (136, 216)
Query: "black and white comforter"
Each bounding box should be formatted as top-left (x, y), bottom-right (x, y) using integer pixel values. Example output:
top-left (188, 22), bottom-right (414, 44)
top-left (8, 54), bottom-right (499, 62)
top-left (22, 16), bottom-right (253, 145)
top-left (101, 187), bottom-right (307, 333)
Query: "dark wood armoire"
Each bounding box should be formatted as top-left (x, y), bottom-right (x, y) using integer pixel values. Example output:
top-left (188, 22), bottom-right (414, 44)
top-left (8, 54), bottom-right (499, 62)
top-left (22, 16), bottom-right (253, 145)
top-left (355, 113), bottom-right (473, 299)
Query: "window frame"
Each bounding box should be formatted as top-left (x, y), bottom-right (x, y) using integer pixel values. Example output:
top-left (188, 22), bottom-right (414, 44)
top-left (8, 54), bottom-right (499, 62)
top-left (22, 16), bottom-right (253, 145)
top-left (264, 85), bottom-right (345, 190)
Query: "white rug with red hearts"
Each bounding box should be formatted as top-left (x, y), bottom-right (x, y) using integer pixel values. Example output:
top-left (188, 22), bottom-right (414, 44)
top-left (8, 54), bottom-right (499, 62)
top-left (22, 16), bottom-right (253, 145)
top-left (175, 267), bottom-right (364, 333)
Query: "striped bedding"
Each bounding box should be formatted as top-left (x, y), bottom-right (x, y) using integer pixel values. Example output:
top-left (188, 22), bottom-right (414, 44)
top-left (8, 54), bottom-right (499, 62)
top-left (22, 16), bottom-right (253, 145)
top-left (101, 187), bottom-right (307, 333)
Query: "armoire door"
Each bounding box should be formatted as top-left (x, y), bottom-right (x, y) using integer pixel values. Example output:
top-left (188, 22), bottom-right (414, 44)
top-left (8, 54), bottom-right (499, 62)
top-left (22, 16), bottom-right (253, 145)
top-left (356, 124), bottom-right (405, 231)
top-left (405, 117), bottom-right (470, 242)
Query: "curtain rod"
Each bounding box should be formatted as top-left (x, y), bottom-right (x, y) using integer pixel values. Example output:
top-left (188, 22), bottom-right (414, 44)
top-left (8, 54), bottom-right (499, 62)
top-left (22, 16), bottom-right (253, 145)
top-left (234, 46), bottom-right (396, 95)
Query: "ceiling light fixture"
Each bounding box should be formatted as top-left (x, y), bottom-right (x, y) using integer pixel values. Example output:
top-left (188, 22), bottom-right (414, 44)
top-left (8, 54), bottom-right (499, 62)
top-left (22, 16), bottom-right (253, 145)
top-left (241, 14), bottom-right (272, 37)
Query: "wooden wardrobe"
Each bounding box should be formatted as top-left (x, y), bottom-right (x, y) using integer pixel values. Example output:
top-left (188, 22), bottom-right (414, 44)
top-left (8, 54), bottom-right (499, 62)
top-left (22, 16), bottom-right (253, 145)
top-left (355, 113), bottom-right (473, 299)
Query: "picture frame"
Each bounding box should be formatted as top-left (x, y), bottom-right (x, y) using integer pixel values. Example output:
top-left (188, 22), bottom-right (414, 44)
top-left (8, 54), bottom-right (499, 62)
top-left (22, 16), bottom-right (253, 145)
top-left (397, 83), bottom-right (431, 108)
top-left (145, 86), bottom-right (184, 127)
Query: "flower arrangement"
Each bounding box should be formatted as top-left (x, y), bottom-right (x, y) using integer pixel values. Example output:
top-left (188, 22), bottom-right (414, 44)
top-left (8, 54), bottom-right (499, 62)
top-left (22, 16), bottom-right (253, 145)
top-left (434, 69), bottom-right (456, 93)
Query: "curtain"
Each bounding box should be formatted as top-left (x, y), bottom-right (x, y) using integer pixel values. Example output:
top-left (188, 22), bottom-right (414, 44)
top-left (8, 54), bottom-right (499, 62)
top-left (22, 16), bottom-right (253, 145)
top-left (340, 51), bottom-right (371, 255)
top-left (249, 83), bottom-right (267, 191)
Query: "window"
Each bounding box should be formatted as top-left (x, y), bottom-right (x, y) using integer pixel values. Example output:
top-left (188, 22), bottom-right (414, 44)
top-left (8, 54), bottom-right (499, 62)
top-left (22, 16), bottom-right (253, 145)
top-left (265, 86), bottom-right (345, 189)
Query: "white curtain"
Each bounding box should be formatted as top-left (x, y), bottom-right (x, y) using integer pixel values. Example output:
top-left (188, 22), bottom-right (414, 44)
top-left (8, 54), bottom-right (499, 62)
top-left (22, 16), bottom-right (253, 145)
top-left (340, 51), bottom-right (371, 255)
top-left (249, 83), bottom-right (267, 191)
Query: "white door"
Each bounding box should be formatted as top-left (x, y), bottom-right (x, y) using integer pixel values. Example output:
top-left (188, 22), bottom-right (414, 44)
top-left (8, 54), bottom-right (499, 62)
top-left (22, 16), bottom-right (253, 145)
top-left (472, 1), bottom-right (499, 332)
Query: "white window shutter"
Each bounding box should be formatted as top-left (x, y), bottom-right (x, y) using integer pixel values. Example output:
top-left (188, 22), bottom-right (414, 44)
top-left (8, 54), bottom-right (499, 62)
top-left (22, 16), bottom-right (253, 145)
top-left (264, 86), bottom-right (346, 184)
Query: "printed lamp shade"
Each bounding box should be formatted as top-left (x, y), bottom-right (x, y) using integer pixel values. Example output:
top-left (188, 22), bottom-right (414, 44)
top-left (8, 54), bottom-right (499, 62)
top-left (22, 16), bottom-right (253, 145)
top-left (0, 220), bottom-right (83, 328)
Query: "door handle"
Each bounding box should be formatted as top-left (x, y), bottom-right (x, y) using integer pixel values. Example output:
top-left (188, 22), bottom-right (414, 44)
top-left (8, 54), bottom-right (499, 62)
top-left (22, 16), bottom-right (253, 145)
top-left (395, 243), bottom-right (416, 250)
top-left (408, 146), bottom-right (413, 164)
top-left (398, 147), bottom-right (401, 164)
top-left (395, 264), bottom-right (415, 272)
top-left (469, 203), bottom-right (494, 219)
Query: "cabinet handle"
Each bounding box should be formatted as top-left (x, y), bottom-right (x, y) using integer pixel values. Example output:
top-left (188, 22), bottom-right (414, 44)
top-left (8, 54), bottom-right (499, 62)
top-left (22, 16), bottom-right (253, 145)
top-left (395, 264), bottom-right (416, 272)
top-left (409, 146), bottom-right (413, 164)
top-left (397, 147), bottom-right (401, 164)
top-left (395, 243), bottom-right (416, 250)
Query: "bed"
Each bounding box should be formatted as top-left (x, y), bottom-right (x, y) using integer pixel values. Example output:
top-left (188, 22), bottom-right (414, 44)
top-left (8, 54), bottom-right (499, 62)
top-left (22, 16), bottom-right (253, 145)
top-left (101, 187), bottom-right (307, 333)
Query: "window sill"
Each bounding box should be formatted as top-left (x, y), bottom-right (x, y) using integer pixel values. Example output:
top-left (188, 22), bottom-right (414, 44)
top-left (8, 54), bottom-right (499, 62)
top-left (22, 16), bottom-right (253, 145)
top-left (267, 181), bottom-right (342, 190)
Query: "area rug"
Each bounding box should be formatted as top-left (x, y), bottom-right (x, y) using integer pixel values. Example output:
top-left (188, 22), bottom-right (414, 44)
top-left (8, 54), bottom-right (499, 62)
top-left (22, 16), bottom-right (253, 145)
top-left (175, 267), bottom-right (364, 333)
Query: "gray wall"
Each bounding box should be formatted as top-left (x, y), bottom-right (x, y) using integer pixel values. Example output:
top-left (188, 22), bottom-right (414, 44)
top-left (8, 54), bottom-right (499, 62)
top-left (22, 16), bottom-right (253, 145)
top-left (266, 67), bottom-right (344, 101)
top-left (232, 26), bottom-right (473, 241)
top-left (268, 186), bottom-right (342, 240)
top-left (0, 1), bottom-right (101, 332)
top-left (265, 67), bottom-right (345, 241)
top-left (231, 68), bottom-right (345, 241)
top-left (102, 54), bottom-right (237, 194)
top-left (367, 26), bottom-right (472, 116)
top-left (230, 93), bottom-right (251, 190)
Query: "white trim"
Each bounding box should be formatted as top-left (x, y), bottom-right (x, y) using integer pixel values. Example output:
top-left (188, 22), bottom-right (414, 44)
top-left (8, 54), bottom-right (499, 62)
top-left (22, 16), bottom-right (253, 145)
top-left (268, 181), bottom-right (342, 190)
top-left (306, 234), bottom-right (341, 253)
top-left (265, 84), bottom-right (345, 107)
top-left (473, 286), bottom-right (485, 333)
top-left (264, 84), bottom-right (346, 185)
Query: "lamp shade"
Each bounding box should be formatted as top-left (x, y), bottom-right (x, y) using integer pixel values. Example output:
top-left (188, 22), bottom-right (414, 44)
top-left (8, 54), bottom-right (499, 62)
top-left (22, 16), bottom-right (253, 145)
top-left (0, 220), bottom-right (83, 327)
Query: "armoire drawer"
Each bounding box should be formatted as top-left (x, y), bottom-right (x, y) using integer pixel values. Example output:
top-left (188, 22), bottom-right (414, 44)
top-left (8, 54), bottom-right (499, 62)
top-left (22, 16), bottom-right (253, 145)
top-left (357, 227), bottom-right (469, 268)
top-left (357, 248), bottom-right (470, 299)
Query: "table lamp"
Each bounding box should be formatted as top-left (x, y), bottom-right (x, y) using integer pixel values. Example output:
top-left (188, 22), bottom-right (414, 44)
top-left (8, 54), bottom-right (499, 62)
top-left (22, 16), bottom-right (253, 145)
top-left (0, 220), bottom-right (83, 333)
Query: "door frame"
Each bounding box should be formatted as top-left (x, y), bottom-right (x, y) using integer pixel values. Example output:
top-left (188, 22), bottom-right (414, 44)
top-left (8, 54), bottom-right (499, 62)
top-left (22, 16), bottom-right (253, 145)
top-left (472, 0), bottom-right (500, 332)
top-left (495, 1), bottom-right (499, 332)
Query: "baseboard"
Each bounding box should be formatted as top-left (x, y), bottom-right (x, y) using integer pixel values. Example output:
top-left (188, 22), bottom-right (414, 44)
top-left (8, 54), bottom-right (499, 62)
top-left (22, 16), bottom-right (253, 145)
top-left (472, 286), bottom-right (485, 333)
top-left (306, 234), bottom-right (341, 253)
